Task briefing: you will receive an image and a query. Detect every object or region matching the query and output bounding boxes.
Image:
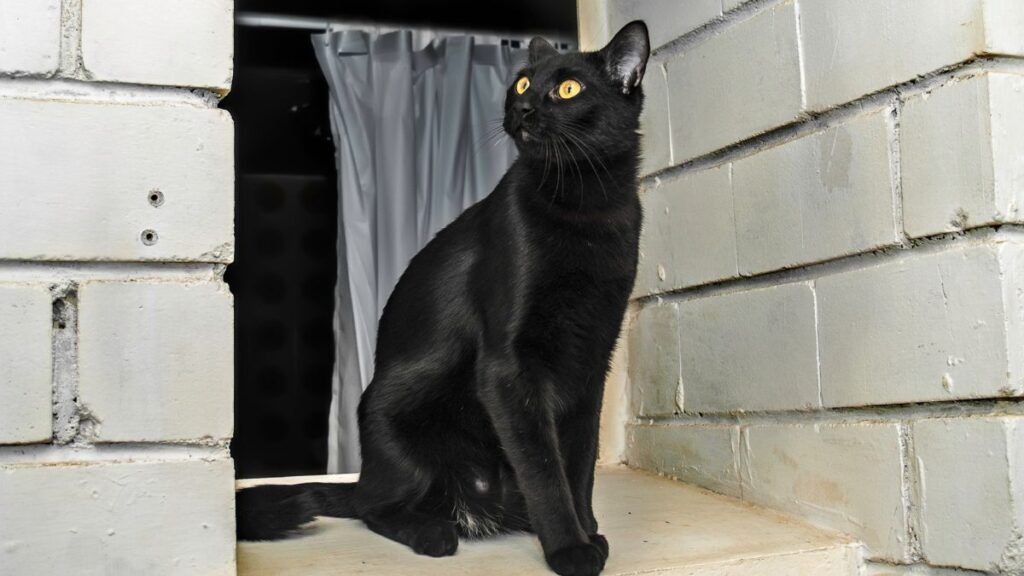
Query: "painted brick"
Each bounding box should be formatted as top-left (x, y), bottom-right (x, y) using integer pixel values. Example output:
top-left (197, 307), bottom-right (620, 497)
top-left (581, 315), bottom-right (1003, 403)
top-left (864, 564), bottom-right (975, 576)
top-left (627, 301), bottom-right (681, 417)
top-left (678, 282), bottom-right (819, 413)
top-left (913, 417), bottom-right (1024, 572)
top-left (635, 166), bottom-right (737, 297)
top-left (733, 109), bottom-right (898, 275)
top-left (741, 422), bottom-right (907, 561)
top-left (0, 457), bottom-right (235, 574)
top-left (81, 0), bottom-right (233, 92)
top-left (722, 0), bottom-right (749, 11)
top-left (800, 0), bottom-right (1024, 112)
top-left (626, 423), bottom-right (741, 497)
top-left (606, 0), bottom-right (720, 49)
top-left (667, 0), bottom-right (802, 162)
top-left (639, 57), bottom-right (671, 176)
top-left (816, 242), bottom-right (1024, 408)
top-left (0, 97), bottom-right (233, 262)
top-left (983, 0), bottom-right (1024, 57)
top-left (77, 281), bottom-right (233, 442)
top-left (902, 73), bottom-right (1024, 237)
top-left (0, 284), bottom-right (52, 444)
top-left (0, 0), bottom-right (61, 76)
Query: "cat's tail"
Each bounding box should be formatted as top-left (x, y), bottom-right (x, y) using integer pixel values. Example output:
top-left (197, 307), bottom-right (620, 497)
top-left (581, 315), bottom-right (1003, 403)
top-left (236, 482), bottom-right (359, 541)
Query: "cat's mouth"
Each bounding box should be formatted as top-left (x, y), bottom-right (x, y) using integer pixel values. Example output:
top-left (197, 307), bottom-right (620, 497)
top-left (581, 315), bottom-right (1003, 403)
top-left (519, 129), bottom-right (532, 142)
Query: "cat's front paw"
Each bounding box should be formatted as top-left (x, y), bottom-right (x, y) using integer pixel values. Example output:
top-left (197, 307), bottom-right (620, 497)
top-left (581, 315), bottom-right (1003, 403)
top-left (409, 521), bottom-right (459, 557)
top-left (588, 533), bottom-right (609, 560)
top-left (545, 541), bottom-right (606, 576)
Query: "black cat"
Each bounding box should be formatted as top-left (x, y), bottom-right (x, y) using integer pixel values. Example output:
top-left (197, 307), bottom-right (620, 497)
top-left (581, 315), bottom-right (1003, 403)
top-left (236, 21), bottom-right (650, 576)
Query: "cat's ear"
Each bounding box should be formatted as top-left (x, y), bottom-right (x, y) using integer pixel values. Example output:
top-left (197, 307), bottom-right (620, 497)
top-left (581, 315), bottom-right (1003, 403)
top-left (528, 37), bottom-right (559, 64)
top-left (600, 21), bottom-right (650, 94)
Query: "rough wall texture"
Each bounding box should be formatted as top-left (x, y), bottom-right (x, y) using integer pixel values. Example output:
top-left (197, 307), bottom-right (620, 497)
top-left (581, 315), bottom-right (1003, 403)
top-left (0, 0), bottom-right (236, 573)
top-left (581, 0), bottom-right (1024, 573)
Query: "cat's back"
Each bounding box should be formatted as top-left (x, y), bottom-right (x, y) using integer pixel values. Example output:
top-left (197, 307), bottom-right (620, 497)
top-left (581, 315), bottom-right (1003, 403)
top-left (372, 184), bottom-right (502, 361)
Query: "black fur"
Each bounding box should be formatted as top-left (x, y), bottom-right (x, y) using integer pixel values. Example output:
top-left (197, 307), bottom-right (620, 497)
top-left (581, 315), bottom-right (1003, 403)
top-left (236, 21), bottom-right (650, 576)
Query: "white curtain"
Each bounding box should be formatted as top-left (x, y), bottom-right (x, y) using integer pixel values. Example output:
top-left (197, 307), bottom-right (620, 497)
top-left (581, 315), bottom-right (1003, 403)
top-left (312, 29), bottom-right (525, 472)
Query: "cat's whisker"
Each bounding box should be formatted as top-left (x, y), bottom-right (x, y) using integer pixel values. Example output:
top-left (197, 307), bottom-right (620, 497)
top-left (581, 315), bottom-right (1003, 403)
top-left (561, 123), bottom-right (620, 188)
top-left (552, 138), bottom-right (569, 206)
top-left (554, 136), bottom-right (585, 212)
top-left (560, 130), bottom-right (610, 203)
top-left (561, 126), bottom-right (622, 202)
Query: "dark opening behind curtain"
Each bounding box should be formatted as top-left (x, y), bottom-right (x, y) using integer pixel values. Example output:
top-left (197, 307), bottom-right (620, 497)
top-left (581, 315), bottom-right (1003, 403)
top-left (313, 30), bottom-right (524, 472)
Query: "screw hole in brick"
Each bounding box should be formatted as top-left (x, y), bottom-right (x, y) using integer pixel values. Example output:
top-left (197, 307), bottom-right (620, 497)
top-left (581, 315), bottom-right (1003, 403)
top-left (148, 190), bottom-right (165, 207)
top-left (141, 229), bottom-right (158, 246)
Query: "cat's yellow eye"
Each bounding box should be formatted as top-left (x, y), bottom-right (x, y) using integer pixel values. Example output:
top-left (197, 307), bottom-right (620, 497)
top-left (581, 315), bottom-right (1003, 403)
top-left (515, 77), bottom-right (530, 95)
top-left (558, 79), bottom-right (583, 100)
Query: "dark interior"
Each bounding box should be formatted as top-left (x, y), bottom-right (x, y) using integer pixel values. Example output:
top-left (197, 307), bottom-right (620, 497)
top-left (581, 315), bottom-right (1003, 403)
top-left (224, 0), bottom-right (578, 479)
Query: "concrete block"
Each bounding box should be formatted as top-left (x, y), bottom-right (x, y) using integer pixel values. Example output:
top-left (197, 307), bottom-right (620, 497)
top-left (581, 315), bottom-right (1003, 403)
top-left (722, 0), bottom-right (750, 11)
top-left (0, 0), bottom-right (61, 76)
top-left (677, 282), bottom-right (819, 413)
top-left (0, 284), bottom-right (52, 443)
top-left (913, 417), bottom-right (1024, 572)
top-left (983, 0), bottom-right (1024, 57)
top-left (635, 165), bottom-right (737, 297)
top-left (667, 0), bottom-right (802, 162)
top-left (626, 422), bottom-right (741, 497)
top-left (902, 73), bottom-right (1024, 237)
top-left (864, 563), bottom-right (979, 575)
top-left (77, 280), bottom-right (233, 442)
top-left (741, 422), bottom-right (907, 561)
top-left (816, 242), bottom-right (1023, 408)
top-left (800, 0), bottom-right (1024, 112)
top-left (627, 301), bottom-right (681, 417)
top-left (81, 0), bottom-right (233, 92)
top-left (639, 57), bottom-right (671, 176)
top-left (0, 97), bottom-right (233, 262)
top-left (606, 0), bottom-right (720, 49)
top-left (0, 457), bottom-right (236, 575)
top-left (733, 109), bottom-right (898, 275)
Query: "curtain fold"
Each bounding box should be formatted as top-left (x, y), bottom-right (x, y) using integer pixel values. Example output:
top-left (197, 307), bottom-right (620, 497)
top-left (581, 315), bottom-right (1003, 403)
top-left (313, 30), bottom-right (523, 472)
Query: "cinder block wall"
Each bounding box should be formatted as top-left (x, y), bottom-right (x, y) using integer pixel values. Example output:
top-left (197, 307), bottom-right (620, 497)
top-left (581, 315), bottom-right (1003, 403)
top-left (580, 0), bottom-right (1024, 573)
top-left (0, 0), bottom-right (236, 573)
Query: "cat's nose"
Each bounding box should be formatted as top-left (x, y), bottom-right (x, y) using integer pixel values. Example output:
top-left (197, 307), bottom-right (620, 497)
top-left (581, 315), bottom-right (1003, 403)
top-left (515, 101), bottom-right (535, 117)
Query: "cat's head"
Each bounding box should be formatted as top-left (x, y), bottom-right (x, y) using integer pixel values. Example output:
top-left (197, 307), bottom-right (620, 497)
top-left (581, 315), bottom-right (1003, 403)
top-left (503, 21), bottom-right (650, 162)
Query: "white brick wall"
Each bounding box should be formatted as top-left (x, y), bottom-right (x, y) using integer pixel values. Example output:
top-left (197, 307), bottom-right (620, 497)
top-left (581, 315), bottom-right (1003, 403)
top-left (901, 72), bottom-right (1024, 238)
top-left (626, 423), bottom-right (741, 497)
top-left (80, 0), bottom-right (234, 91)
top-left (627, 301), bottom-right (681, 417)
top-left (817, 242), bottom-right (1023, 408)
top-left (666, 0), bottom-right (802, 163)
top-left (913, 417), bottom-right (1024, 572)
top-left (638, 56), bottom-right (671, 176)
top-left (77, 281), bottom-right (234, 442)
top-left (0, 97), bottom-right (233, 262)
top-left (606, 0), bottom-right (720, 50)
top-left (583, 0), bottom-right (1024, 570)
top-left (0, 284), bottom-right (52, 444)
top-left (0, 457), bottom-right (236, 575)
top-left (0, 0), bottom-right (62, 76)
top-left (678, 282), bottom-right (819, 413)
top-left (635, 165), bottom-right (736, 296)
top-left (741, 422), bottom-right (908, 560)
top-left (732, 110), bottom-right (898, 275)
top-left (0, 0), bottom-right (235, 572)
top-left (636, 108), bottom-right (899, 294)
top-left (800, 0), bottom-right (1024, 112)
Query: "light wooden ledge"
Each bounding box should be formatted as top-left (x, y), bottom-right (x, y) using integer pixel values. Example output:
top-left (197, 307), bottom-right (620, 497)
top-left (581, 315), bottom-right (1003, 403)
top-left (237, 467), bottom-right (862, 575)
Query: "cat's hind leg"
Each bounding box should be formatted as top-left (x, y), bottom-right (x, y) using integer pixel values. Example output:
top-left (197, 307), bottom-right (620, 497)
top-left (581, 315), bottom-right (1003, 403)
top-left (362, 507), bottom-right (459, 557)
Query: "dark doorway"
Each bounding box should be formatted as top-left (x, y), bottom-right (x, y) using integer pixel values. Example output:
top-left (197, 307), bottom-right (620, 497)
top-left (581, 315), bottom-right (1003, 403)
top-left (225, 0), bottom-right (577, 479)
